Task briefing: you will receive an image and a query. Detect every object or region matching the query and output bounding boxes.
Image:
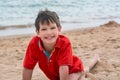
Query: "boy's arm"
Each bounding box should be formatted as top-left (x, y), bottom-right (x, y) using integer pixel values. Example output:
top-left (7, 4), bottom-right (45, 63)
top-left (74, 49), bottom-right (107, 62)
top-left (59, 66), bottom-right (69, 80)
top-left (22, 68), bottom-right (33, 80)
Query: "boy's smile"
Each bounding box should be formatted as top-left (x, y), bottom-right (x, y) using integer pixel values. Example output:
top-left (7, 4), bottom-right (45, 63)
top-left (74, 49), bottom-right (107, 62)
top-left (44, 34), bottom-right (55, 40)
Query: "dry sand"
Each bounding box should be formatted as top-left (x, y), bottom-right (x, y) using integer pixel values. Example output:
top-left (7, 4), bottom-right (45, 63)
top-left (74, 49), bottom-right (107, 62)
top-left (0, 21), bottom-right (120, 80)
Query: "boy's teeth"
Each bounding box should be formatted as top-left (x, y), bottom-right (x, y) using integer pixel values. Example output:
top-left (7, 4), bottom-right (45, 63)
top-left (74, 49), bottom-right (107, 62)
top-left (47, 36), bottom-right (53, 39)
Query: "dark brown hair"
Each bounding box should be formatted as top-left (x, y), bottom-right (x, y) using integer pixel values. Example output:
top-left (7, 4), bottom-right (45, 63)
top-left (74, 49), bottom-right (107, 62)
top-left (35, 9), bottom-right (61, 31)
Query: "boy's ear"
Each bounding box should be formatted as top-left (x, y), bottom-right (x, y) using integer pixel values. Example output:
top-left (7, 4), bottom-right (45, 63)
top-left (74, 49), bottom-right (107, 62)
top-left (58, 26), bottom-right (61, 31)
top-left (36, 30), bottom-right (40, 37)
top-left (36, 30), bottom-right (39, 34)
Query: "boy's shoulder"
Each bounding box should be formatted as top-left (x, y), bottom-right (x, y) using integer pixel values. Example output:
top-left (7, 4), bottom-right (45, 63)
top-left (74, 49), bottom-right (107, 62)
top-left (57, 35), bottom-right (71, 47)
top-left (28, 35), bottom-right (39, 45)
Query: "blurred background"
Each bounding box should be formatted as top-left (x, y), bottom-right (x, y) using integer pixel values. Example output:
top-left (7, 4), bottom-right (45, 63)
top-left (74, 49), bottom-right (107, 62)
top-left (0, 0), bottom-right (120, 36)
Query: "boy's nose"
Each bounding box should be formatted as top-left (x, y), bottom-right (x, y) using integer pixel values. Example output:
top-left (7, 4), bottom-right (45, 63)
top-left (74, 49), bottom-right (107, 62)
top-left (47, 29), bottom-right (52, 34)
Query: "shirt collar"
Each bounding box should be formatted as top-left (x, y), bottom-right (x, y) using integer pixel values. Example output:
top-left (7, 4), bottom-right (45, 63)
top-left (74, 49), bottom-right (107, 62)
top-left (55, 36), bottom-right (61, 48)
top-left (38, 38), bottom-right (44, 51)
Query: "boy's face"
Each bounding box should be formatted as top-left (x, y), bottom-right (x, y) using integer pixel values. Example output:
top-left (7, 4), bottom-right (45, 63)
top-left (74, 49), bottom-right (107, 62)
top-left (37, 21), bottom-right (61, 45)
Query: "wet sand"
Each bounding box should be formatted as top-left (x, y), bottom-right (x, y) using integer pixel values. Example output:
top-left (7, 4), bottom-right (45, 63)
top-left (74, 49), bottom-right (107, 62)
top-left (0, 21), bottom-right (120, 80)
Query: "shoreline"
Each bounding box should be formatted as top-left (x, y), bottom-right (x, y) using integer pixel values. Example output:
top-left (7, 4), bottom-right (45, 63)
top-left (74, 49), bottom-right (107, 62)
top-left (0, 20), bottom-right (119, 39)
top-left (0, 21), bottom-right (120, 80)
top-left (0, 20), bottom-right (116, 37)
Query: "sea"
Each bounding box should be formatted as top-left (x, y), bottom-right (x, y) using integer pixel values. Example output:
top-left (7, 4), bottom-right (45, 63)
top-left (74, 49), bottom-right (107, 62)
top-left (0, 0), bottom-right (120, 36)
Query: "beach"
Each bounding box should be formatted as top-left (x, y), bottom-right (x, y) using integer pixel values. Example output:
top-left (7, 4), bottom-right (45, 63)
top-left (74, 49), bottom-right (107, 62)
top-left (0, 21), bottom-right (120, 80)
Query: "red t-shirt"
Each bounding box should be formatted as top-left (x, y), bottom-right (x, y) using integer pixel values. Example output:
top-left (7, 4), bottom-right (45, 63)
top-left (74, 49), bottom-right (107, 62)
top-left (23, 35), bottom-right (84, 80)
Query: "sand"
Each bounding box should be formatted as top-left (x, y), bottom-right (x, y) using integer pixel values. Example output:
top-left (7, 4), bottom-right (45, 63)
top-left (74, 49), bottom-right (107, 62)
top-left (0, 21), bottom-right (120, 80)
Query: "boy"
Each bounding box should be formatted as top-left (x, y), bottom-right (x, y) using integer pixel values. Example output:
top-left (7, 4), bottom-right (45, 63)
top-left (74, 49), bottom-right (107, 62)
top-left (22, 10), bottom-right (100, 80)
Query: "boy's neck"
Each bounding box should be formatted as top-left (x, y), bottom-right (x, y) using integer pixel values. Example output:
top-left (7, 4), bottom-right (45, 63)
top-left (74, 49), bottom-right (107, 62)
top-left (43, 43), bottom-right (55, 54)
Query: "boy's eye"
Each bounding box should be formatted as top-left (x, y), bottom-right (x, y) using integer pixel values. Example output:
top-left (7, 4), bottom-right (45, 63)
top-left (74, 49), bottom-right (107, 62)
top-left (51, 27), bottom-right (56, 30)
top-left (41, 28), bottom-right (47, 31)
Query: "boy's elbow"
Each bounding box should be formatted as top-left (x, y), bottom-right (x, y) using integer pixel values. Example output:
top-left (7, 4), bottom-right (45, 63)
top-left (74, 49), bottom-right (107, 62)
top-left (22, 68), bottom-right (33, 80)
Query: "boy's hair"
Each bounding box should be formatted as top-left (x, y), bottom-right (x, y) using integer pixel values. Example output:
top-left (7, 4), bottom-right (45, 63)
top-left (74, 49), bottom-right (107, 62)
top-left (35, 9), bottom-right (61, 31)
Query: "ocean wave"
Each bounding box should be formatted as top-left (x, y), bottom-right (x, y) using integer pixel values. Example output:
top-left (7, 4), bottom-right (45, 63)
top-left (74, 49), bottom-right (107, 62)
top-left (0, 24), bottom-right (34, 30)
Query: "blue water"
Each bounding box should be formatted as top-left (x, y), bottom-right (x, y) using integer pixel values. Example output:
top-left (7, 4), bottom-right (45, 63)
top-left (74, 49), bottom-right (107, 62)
top-left (0, 0), bottom-right (120, 36)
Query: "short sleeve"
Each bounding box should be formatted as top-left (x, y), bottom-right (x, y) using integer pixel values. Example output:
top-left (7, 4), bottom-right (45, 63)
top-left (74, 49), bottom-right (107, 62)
top-left (23, 43), bottom-right (38, 69)
top-left (58, 42), bottom-right (73, 66)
